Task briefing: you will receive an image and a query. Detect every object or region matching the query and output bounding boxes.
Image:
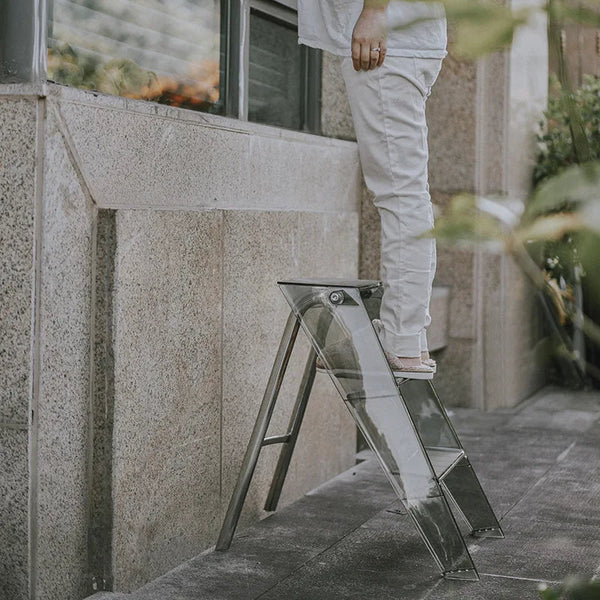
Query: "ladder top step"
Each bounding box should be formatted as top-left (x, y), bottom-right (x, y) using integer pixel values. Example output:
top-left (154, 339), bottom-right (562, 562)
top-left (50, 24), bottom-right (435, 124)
top-left (277, 278), bottom-right (381, 290)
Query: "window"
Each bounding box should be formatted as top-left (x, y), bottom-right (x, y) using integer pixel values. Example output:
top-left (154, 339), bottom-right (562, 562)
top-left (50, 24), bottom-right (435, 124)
top-left (48, 0), bottom-right (223, 114)
top-left (248, 0), bottom-right (320, 132)
top-left (45, 0), bottom-right (321, 132)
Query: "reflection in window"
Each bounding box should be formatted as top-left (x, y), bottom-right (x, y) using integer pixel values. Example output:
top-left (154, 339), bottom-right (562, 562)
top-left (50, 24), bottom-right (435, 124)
top-left (249, 9), bottom-right (301, 130)
top-left (47, 0), bottom-right (222, 113)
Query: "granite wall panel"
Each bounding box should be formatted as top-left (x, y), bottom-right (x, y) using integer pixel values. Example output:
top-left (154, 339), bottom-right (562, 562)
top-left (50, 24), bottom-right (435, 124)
top-left (221, 210), bottom-right (358, 528)
top-left (35, 104), bottom-right (95, 600)
top-left (111, 209), bottom-right (223, 592)
top-left (0, 427), bottom-right (29, 600)
top-left (0, 98), bottom-right (37, 424)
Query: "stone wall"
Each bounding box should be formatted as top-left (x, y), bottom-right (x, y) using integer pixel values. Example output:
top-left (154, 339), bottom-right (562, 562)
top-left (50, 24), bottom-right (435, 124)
top-left (0, 82), bottom-right (360, 599)
top-left (0, 94), bottom-right (39, 600)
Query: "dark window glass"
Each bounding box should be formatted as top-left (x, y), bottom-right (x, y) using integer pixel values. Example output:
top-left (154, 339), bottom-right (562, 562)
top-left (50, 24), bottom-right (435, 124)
top-left (248, 8), bottom-right (302, 130)
top-left (47, 0), bottom-right (223, 114)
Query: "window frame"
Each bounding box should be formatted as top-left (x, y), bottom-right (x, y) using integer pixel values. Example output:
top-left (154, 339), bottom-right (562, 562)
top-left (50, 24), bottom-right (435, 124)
top-left (221, 0), bottom-right (321, 133)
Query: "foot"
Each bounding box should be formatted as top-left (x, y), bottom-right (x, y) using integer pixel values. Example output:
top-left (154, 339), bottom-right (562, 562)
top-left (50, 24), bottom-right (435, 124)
top-left (316, 349), bottom-right (434, 380)
top-left (314, 338), bottom-right (358, 375)
top-left (421, 350), bottom-right (437, 371)
top-left (383, 351), bottom-right (434, 380)
top-left (394, 355), bottom-right (422, 367)
top-left (372, 319), bottom-right (436, 376)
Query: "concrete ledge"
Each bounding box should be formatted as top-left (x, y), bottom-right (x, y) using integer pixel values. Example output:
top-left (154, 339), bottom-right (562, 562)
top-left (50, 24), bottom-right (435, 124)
top-left (0, 83), bottom-right (48, 97)
top-left (45, 82), bottom-right (362, 214)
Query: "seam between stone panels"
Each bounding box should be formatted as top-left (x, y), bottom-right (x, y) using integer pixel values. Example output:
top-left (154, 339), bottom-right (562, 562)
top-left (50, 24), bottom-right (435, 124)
top-left (50, 101), bottom-right (98, 206)
top-left (475, 58), bottom-right (486, 195)
top-left (102, 211), bottom-right (117, 588)
top-left (479, 573), bottom-right (562, 585)
top-left (474, 61), bottom-right (486, 410)
top-left (501, 255), bottom-right (508, 406)
top-left (474, 58), bottom-right (486, 409)
top-left (85, 205), bottom-right (99, 593)
top-left (0, 83), bottom-right (48, 97)
top-left (219, 210), bottom-right (225, 505)
top-left (29, 94), bottom-right (46, 600)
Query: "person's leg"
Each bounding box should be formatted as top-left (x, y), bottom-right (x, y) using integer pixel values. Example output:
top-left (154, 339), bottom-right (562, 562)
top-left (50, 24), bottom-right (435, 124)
top-left (340, 55), bottom-right (442, 360)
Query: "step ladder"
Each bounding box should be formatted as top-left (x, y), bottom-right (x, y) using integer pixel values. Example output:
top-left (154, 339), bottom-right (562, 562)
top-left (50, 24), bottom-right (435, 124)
top-left (215, 279), bottom-right (503, 581)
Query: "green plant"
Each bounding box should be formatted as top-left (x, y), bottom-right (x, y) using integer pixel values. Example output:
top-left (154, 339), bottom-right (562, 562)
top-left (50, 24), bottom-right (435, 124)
top-left (47, 42), bottom-right (101, 89)
top-left (47, 43), bottom-right (221, 112)
top-left (534, 74), bottom-right (600, 187)
top-left (530, 74), bottom-right (600, 380)
top-left (539, 576), bottom-right (600, 599)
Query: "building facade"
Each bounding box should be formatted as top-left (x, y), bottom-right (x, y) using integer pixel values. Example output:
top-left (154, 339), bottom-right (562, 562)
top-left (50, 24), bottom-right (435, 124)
top-left (0, 1), bottom-right (548, 598)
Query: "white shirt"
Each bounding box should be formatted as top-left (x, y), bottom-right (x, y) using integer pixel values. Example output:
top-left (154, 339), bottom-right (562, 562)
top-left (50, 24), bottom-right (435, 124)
top-left (297, 0), bottom-right (447, 59)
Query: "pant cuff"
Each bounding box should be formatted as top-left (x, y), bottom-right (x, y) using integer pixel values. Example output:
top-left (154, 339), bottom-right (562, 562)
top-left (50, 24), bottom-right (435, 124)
top-left (377, 326), bottom-right (421, 357)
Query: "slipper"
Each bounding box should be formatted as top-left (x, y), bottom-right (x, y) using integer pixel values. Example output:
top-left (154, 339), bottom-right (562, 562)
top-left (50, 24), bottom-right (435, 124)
top-left (384, 351), bottom-right (435, 380)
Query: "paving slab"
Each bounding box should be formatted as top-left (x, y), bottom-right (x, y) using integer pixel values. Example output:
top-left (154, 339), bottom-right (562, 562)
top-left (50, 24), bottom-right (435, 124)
top-left (128, 459), bottom-right (398, 600)
top-left (457, 428), bottom-right (578, 519)
top-left (474, 515), bottom-right (600, 583)
top-left (505, 441), bottom-right (600, 527)
top-left (256, 511), bottom-right (441, 600)
top-left (504, 385), bottom-right (600, 433)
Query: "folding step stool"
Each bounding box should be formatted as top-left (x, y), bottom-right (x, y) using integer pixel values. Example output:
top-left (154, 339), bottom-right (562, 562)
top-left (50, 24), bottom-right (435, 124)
top-left (216, 279), bottom-right (503, 581)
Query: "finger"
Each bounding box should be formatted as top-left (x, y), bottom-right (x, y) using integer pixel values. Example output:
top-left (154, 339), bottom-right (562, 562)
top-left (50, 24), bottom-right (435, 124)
top-left (377, 43), bottom-right (387, 67)
top-left (351, 40), bottom-right (361, 71)
top-left (361, 43), bottom-right (371, 71)
top-left (369, 46), bottom-right (379, 70)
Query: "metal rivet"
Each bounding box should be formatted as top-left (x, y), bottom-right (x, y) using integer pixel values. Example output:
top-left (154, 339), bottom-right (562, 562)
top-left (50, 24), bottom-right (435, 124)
top-left (329, 291), bottom-right (344, 304)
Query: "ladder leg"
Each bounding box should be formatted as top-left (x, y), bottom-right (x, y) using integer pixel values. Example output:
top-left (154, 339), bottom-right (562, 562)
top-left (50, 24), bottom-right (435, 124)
top-left (407, 493), bottom-right (479, 581)
top-left (264, 346), bottom-right (317, 511)
top-left (216, 311), bottom-right (301, 551)
top-left (264, 307), bottom-right (332, 511)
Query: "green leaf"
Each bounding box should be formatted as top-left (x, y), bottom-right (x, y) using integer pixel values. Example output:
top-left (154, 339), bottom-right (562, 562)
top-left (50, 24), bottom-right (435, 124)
top-left (523, 161), bottom-right (600, 223)
top-left (396, 0), bottom-right (531, 59)
top-left (553, 3), bottom-right (600, 27)
top-left (430, 193), bottom-right (508, 246)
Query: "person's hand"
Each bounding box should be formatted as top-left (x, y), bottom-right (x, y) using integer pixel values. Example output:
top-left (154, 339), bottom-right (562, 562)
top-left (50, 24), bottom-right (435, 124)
top-left (351, 7), bottom-right (387, 71)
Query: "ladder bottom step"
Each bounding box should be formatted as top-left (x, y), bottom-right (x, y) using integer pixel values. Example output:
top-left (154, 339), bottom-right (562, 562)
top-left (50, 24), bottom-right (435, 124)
top-left (471, 527), bottom-right (504, 539)
top-left (443, 568), bottom-right (479, 582)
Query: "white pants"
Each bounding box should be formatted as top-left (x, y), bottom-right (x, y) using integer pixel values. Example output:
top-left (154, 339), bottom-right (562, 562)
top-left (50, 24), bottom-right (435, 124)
top-left (340, 55), bottom-right (444, 357)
